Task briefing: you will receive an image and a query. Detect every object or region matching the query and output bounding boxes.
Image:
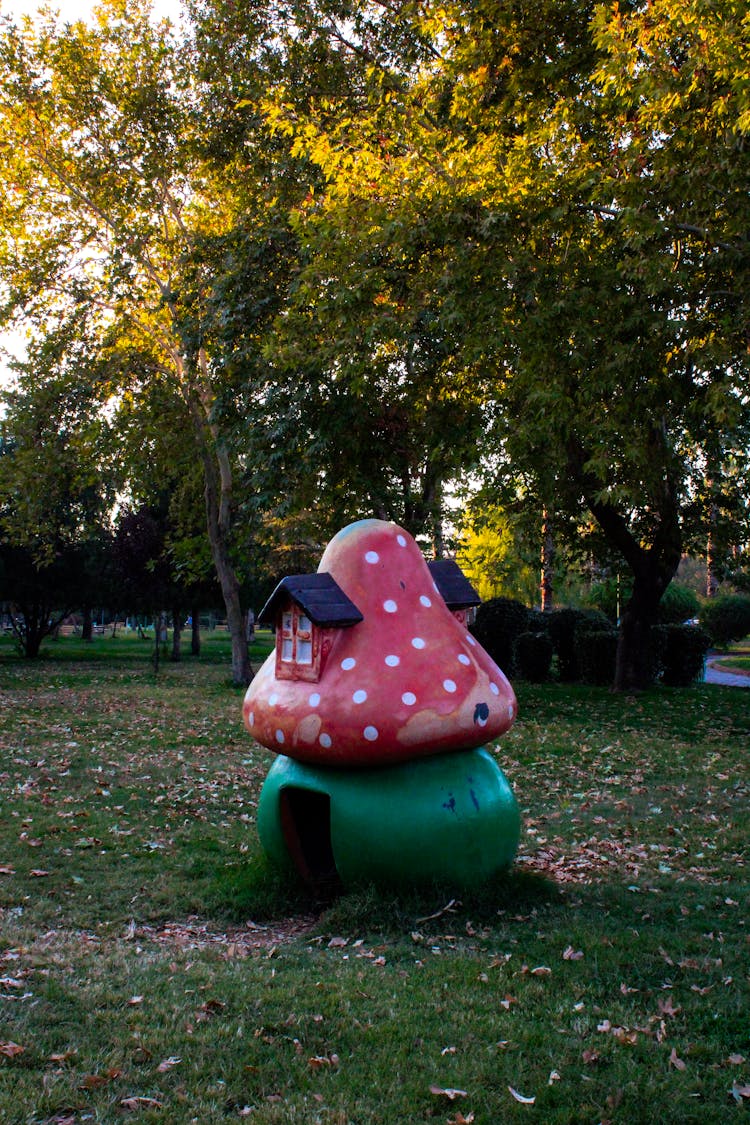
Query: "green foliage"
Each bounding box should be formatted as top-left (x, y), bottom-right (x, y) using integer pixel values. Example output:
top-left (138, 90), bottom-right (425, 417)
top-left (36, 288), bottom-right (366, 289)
top-left (657, 583), bottom-right (701, 625)
top-left (658, 623), bottom-right (712, 687)
top-left (470, 596), bottom-right (530, 675)
top-left (699, 594), bottom-right (750, 648)
top-left (513, 630), bottom-right (554, 682)
top-left (574, 627), bottom-right (619, 687)
top-left (457, 506), bottom-right (539, 605)
top-left (546, 607), bottom-right (611, 682)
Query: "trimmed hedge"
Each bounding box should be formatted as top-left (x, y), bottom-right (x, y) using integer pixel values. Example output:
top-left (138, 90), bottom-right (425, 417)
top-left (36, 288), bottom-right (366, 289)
top-left (513, 631), bottom-right (554, 682)
top-left (547, 607), bottom-right (611, 681)
top-left (659, 624), bottom-right (712, 686)
top-left (699, 594), bottom-right (750, 648)
top-left (470, 597), bottom-right (530, 675)
top-left (574, 627), bottom-right (619, 686)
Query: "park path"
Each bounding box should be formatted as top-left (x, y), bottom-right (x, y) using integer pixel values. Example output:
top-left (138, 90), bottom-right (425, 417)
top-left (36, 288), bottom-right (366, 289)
top-left (705, 655), bottom-right (750, 687)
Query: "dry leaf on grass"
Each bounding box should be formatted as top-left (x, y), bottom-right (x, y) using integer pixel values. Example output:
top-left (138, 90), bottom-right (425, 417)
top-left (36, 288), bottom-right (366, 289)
top-left (669, 1048), bottom-right (687, 1071)
top-left (0, 1042), bottom-right (24, 1058)
top-left (508, 1085), bottom-right (536, 1104)
top-left (121, 1096), bottom-right (164, 1110)
top-left (429, 1085), bottom-right (468, 1100)
top-left (156, 1055), bottom-right (181, 1072)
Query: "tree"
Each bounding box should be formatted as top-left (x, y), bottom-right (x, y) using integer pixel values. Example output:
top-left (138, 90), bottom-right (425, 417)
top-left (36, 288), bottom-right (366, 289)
top-left (259, 0), bottom-right (750, 689)
top-left (0, 332), bottom-right (115, 655)
top-left (0, 0), bottom-right (298, 683)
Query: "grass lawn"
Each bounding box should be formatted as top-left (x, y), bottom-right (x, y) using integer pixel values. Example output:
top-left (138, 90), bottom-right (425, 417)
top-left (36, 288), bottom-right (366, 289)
top-left (714, 646), bottom-right (750, 676)
top-left (0, 632), bottom-right (748, 1123)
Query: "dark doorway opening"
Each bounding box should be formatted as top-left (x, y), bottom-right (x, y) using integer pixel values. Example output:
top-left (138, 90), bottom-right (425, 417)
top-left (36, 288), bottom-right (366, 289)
top-left (279, 787), bottom-right (341, 891)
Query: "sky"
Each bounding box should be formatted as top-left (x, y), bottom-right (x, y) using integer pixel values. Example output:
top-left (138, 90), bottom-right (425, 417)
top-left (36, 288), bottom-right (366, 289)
top-left (0, 0), bottom-right (186, 392)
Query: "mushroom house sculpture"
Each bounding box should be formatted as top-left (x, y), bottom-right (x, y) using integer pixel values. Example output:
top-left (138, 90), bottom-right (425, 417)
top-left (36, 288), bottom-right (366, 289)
top-left (243, 519), bottom-right (521, 888)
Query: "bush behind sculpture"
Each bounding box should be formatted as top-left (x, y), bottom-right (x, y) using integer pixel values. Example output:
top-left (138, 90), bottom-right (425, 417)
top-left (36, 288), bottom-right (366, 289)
top-left (547, 607), bottom-right (612, 681)
top-left (513, 630), bottom-right (554, 682)
top-left (471, 597), bottom-right (530, 675)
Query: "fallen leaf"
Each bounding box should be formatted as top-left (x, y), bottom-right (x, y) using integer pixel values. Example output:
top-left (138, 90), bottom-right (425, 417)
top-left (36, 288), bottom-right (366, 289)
top-left (128, 996), bottom-right (144, 1006)
top-left (156, 1055), bottom-right (181, 1072)
top-left (0, 1042), bottom-right (24, 1058)
top-left (548, 1069), bottom-right (562, 1084)
top-left (508, 1085), bottom-right (536, 1104)
top-left (121, 1096), bottom-right (164, 1110)
top-left (308, 1054), bottom-right (339, 1069)
top-left (563, 946), bottom-right (584, 960)
top-left (29, 869), bottom-right (50, 877)
top-left (429, 1085), bottom-right (468, 1100)
top-left (582, 1049), bottom-right (600, 1065)
top-left (0, 866), bottom-right (15, 875)
top-left (728, 1054), bottom-right (746, 1065)
top-left (730, 1084), bottom-right (750, 1103)
top-left (448, 1114), bottom-right (475, 1124)
top-left (441, 1046), bottom-right (457, 1056)
top-left (327, 936), bottom-right (348, 948)
top-left (658, 996), bottom-right (681, 1018)
top-left (669, 1048), bottom-right (687, 1071)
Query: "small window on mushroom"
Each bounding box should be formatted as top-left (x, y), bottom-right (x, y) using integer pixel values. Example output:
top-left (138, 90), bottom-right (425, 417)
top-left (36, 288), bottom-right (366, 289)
top-left (276, 603), bottom-right (322, 680)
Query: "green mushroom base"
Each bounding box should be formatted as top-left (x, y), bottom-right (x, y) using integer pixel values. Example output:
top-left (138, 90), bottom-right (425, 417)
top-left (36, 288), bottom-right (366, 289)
top-left (257, 747), bottom-right (520, 888)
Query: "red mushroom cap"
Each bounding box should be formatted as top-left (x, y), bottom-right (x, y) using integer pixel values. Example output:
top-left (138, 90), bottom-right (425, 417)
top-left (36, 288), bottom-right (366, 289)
top-left (243, 519), bottom-right (517, 767)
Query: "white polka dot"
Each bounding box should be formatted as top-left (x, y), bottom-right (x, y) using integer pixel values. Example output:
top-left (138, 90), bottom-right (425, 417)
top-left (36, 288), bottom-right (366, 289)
top-left (508, 703), bottom-right (514, 720)
top-left (352, 689), bottom-right (367, 704)
top-left (363, 726), bottom-right (379, 741)
top-left (385, 654), bottom-right (400, 667)
top-left (490, 682), bottom-right (500, 695)
top-left (269, 692), bottom-right (279, 705)
top-left (341, 657), bottom-right (356, 670)
top-left (458, 654), bottom-right (471, 665)
top-left (383, 599), bottom-right (398, 613)
top-left (248, 711), bottom-right (255, 726)
top-left (467, 635), bottom-right (477, 646)
top-left (365, 550), bottom-right (380, 564)
top-left (319, 732), bottom-right (332, 748)
top-left (402, 692), bottom-right (416, 706)
top-left (397, 535), bottom-right (407, 547)
top-left (275, 729), bottom-right (285, 744)
top-left (443, 679), bottom-right (457, 693)
top-left (308, 692), bottom-right (321, 707)
top-left (420, 595), bottom-right (432, 607)
top-left (411, 637), bottom-right (426, 649)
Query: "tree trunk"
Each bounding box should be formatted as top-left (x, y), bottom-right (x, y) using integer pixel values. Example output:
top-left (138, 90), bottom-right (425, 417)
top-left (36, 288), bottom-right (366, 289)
top-left (82, 605), bottom-right (93, 641)
top-left (578, 455), bottom-right (682, 691)
top-left (540, 508), bottom-right (554, 612)
top-left (614, 574), bottom-right (664, 691)
top-left (171, 607), bottom-right (182, 662)
top-left (187, 349), bottom-right (252, 686)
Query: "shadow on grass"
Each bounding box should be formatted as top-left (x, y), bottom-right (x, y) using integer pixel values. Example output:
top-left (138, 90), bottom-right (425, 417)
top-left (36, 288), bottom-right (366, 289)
top-left (207, 856), bottom-right (560, 935)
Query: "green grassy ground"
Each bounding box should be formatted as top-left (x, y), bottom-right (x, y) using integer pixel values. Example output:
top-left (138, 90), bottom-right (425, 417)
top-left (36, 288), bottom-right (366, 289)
top-left (0, 635), bottom-right (747, 1123)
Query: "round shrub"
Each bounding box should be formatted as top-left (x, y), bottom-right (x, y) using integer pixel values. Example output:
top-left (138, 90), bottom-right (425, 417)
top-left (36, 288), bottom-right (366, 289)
top-left (574, 628), bottom-right (619, 686)
top-left (659, 624), bottom-right (712, 686)
top-left (547, 607), bottom-right (611, 681)
top-left (699, 595), bottom-right (750, 648)
top-left (513, 631), bottom-right (554, 682)
top-left (471, 597), bottom-right (530, 675)
top-left (657, 583), bottom-right (700, 625)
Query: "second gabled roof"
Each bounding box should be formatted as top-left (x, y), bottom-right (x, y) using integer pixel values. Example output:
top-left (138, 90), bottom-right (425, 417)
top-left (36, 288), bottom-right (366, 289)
top-left (428, 559), bottom-right (481, 610)
top-left (258, 572), bottom-right (364, 628)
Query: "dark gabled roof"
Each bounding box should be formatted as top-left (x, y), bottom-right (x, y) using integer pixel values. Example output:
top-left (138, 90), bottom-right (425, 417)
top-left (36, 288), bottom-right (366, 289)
top-left (428, 559), bottom-right (481, 609)
top-left (258, 572), bottom-right (363, 628)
